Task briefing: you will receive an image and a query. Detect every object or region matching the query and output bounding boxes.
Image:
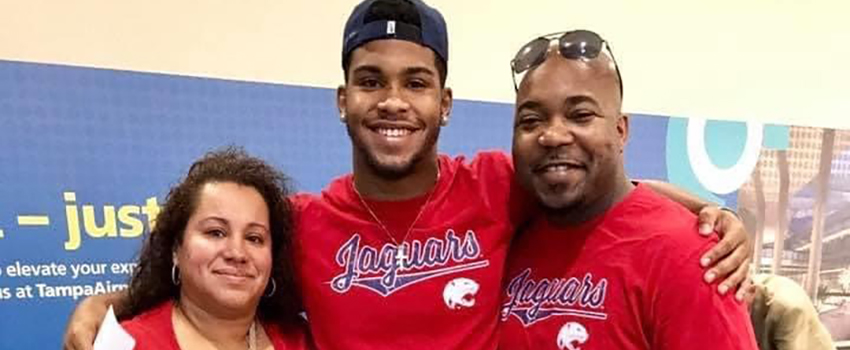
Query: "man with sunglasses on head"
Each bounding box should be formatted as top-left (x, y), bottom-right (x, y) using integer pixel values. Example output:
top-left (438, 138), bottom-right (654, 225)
top-left (63, 2), bottom-right (755, 350)
top-left (500, 29), bottom-right (759, 349)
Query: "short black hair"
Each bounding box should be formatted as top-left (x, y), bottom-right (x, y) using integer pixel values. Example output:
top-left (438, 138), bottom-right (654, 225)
top-left (342, 0), bottom-right (448, 87)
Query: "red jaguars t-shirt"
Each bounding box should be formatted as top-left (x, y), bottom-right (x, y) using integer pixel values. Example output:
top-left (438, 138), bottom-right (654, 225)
top-left (499, 185), bottom-right (758, 350)
top-left (292, 152), bottom-right (526, 350)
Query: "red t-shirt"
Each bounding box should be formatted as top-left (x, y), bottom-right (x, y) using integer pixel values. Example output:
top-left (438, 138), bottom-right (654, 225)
top-left (120, 301), bottom-right (312, 349)
top-left (292, 152), bottom-right (524, 350)
top-left (499, 185), bottom-right (758, 350)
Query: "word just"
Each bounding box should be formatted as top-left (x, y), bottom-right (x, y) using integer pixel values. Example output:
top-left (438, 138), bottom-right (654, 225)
top-left (63, 192), bottom-right (160, 251)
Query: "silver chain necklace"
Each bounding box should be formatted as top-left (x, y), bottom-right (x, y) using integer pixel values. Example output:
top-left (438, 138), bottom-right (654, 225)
top-left (352, 169), bottom-right (440, 268)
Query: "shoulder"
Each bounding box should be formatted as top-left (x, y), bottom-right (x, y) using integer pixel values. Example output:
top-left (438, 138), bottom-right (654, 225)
top-left (287, 172), bottom-right (354, 210)
top-left (264, 319), bottom-right (314, 350)
top-left (121, 302), bottom-right (178, 349)
top-left (290, 173), bottom-right (356, 215)
top-left (288, 192), bottom-right (316, 209)
top-left (439, 151), bottom-right (517, 215)
top-left (121, 301), bottom-right (172, 330)
top-left (442, 151), bottom-right (513, 189)
top-left (289, 191), bottom-right (327, 214)
top-left (450, 151), bottom-right (512, 171)
top-left (614, 185), bottom-right (704, 250)
top-left (616, 187), bottom-right (717, 287)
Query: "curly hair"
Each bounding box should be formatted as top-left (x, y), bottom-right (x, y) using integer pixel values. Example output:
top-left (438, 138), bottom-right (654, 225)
top-left (124, 147), bottom-right (301, 326)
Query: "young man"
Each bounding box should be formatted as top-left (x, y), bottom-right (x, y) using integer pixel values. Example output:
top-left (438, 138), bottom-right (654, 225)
top-left (63, 2), bottom-right (753, 350)
top-left (499, 29), bottom-right (758, 349)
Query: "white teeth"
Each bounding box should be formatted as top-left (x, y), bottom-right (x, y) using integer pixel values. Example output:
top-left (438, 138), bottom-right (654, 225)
top-left (377, 128), bottom-right (412, 137)
top-left (545, 165), bottom-right (572, 172)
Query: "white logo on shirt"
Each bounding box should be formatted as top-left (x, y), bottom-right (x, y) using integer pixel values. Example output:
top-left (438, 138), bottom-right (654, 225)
top-left (443, 277), bottom-right (479, 309)
top-left (557, 322), bottom-right (588, 350)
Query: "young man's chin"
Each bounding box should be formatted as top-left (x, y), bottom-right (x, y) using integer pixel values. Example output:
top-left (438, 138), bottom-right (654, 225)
top-left (366, 154), bottom-right (419, 180)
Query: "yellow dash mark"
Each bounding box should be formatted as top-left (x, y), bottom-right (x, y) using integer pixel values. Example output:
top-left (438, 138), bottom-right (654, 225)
top-left (17, 216), bottom-right (50, 226)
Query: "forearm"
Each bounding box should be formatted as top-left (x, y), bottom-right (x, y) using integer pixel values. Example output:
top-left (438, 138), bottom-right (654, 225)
top-left (639, 179), bottom-right (712, 214)
top-left (85, 289), bottom-right (131, 319)
top-left (64, 289), bottom-right (132, 349)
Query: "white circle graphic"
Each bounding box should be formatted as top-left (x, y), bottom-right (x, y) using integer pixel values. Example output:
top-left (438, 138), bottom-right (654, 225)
top-left (686, 119), bottom-right (763, 194)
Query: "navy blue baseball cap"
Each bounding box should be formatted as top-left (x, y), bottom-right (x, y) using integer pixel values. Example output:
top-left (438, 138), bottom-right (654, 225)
top-left (342, 0), bottom-right (448, 68)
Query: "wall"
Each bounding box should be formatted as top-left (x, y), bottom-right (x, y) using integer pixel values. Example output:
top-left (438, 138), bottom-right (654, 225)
top-left (2, 0), bottom-right (848, 127)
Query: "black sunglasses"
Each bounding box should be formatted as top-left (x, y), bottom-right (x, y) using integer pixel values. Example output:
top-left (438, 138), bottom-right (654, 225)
top-left (510, 29), bottom-right (623, 97)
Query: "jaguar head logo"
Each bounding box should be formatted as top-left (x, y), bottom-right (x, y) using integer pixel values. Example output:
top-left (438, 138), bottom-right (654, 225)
top-left (443, 278), bottom-right (479, 310)
top-left (557, 322), bottom-right (588, 350)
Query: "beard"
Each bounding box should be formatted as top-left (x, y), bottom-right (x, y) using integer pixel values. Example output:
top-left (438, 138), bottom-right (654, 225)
top-left (540, 193), bottom-right (585, 221)
top-left (347, 122), bottom-right (441, 181)
top-left (535, 163), bottom-right (624, 226)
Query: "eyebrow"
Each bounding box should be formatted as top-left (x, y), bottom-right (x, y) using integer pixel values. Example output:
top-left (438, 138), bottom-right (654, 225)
top-left (351, 65), bottom-right (436, 77)
top-left (246, 222), bottom-right (270, 232)
top-left (516, 100), bottom-right (545, 113)
top-left (562, 95), bottom-right (601, 109)
top-left (351, 65), bottom-right (383, 76)
top-left (198, 216), bottom-right (228, 226)
top-left (198, 217), bottom-right (269, 232)
top-left (403, 66), bottom-right (435, 77)
top-left (515, 95), bottom-right (603, 117)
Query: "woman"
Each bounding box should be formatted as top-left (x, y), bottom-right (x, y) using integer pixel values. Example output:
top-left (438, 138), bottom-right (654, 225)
top-left (121, 148), bottom-right (311, 349)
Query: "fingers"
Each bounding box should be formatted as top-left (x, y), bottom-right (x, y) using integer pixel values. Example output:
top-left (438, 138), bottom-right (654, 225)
top-left (63, 325), bottom-right (95, 350)
top-left (697, 206), bottom-right (754, 300)
top-left (697, 206), bottom-right (721, 236)
top-left (714, 253), bottom-right (751, 297)
top-left (700, 237), bottom-right (744, 273)
top-left (735, 271), bottom-right (756, 302)
top-left (700, 210), bottom-right (748, 268)
top-left (703, 241), bottom-right (750, 294)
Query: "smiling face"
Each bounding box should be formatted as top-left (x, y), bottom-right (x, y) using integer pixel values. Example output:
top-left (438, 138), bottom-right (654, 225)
top-left (174, 181), bottom-right (272, 316)
top-left (338, 39), bottom-right (452, 180)
top-left (511, 50), bottom-right (628, 215)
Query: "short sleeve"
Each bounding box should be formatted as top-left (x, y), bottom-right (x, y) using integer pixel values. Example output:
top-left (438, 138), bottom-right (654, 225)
top-left (644, 231), bottom-right (758, 350)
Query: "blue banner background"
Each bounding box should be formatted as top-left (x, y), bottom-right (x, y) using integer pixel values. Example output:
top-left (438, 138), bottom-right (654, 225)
top-left (0, 60), bottom-right (769, 348)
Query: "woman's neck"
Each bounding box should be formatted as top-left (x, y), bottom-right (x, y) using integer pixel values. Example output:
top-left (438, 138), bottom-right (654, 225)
top-left (173, 296), bottom-right (256, 350)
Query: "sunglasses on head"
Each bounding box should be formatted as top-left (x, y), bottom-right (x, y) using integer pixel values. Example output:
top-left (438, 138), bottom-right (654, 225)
top-left (510, 29), bottom-right (623, 97)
